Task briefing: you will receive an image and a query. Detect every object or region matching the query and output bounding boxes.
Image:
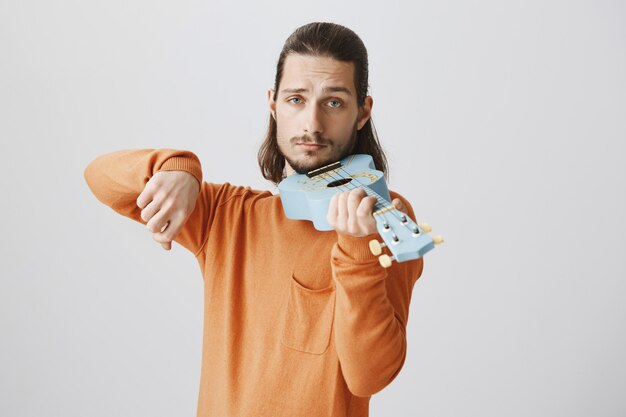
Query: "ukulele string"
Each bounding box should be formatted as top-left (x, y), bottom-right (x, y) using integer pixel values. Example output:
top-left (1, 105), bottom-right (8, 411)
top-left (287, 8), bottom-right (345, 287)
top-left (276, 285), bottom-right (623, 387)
top-left (326, 166), bottom-right (421, 235)
top-left (324, 168), bottom-right (389, 209)
top-left (334, 167), bottom-right (419, 231)
top-left (323, 167), bottom-right (406, 233)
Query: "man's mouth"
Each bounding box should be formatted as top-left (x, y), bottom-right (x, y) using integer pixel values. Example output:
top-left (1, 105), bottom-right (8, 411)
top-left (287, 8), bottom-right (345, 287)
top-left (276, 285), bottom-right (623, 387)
top-left (297, 143), bottom-right (326, 150)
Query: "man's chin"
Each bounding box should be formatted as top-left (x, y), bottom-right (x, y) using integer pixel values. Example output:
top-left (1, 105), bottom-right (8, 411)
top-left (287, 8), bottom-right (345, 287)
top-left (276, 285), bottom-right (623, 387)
top-left (288, 154), bottom-right (338, 175)
top-left (291, 161), bottom-right (324, 175)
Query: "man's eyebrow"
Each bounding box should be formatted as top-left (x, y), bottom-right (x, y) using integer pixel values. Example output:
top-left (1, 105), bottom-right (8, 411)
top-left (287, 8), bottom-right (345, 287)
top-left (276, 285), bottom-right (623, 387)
top-left (323, 86), bottom-right (352, 95)
top-left (280, 88), bottom-right (308, 94)
top-left (280, 86), bottom-right (353, 95)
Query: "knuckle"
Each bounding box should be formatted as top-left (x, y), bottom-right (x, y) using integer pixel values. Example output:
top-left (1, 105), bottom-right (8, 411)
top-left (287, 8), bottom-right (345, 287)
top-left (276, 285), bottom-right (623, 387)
top-left (151, 172), bottom-right (164, 183)
top-left (160, 199), bottom-right (173, 212)
top-left (165, 224), bottom-right (177, 238)
top-left (176, 210), bottom-right (189, 224)
top-left (153, 191), bottom-right (165, 204)
top-left (152, 233), bottom-right (171, 244)
top-left (142, 183), bottom-right (155, 197)
top-left (146, 219), bottom-right (158, 233)
top-left (141, 209), bottom-right (153, 223)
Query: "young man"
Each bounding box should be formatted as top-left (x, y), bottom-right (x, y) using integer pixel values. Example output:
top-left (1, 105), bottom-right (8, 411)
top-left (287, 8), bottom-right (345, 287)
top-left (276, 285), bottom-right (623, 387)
top-left (85, 22), bottom-right (424, 417)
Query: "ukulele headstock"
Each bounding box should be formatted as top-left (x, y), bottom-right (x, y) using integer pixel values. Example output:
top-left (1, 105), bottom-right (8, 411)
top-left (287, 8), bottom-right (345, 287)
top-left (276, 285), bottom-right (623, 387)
top-left (369, 207), bottom-right (443, 268)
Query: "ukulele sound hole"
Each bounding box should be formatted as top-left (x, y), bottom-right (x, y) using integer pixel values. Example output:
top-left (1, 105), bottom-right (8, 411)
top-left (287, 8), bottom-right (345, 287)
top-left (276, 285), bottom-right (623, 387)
top-left (326, 178), bottom-right (353, 188)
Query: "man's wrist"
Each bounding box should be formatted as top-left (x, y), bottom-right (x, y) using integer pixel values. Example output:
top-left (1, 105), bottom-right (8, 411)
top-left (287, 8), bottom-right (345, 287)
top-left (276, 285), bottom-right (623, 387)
top-left (158, 156), bottom-right (203, 189)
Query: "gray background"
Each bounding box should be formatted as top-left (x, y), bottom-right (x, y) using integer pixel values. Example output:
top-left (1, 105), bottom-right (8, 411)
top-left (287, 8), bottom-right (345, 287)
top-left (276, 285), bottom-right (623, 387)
top-left (1, 0), bottom-right (625, 416)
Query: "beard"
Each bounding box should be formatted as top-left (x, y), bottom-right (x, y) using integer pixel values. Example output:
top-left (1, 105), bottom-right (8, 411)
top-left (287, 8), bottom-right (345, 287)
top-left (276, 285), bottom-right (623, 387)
top-left (278, 122), bottom-right (359, 175)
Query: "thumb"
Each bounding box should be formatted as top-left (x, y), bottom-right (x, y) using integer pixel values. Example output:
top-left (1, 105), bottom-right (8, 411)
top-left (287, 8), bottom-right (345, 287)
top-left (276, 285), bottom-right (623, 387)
top-left (392, 198), bottom-right (404, 212)
top-left (161, 241), bottom-right (172, 251)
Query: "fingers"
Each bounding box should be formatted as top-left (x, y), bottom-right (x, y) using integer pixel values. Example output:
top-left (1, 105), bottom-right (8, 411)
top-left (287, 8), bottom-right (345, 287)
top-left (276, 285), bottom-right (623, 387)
top-left (145, 201), bottom-right (171, 234)
top-left (151, 224), bottom-right (174, 251)
top-left (159, 221), bottom-right (171, 250)
top-left (392, 198), bottom-right (404, 212)
top-left (327, 188), bottom-right (377, 236)
top-left (356, 194), bottom-right (377, 235)
top-left (347, 189), bottom-right (370, 232)
top-left (151, 221), bottom-right (173, 250)
top-left (139, 200), bottom-right (174, 250)
top-left (151, 229), bottom-right (172, 250)
top-left (357, 194), bottom-right (377, 221)
top-left (136, 183), bottom-right (155, 210)
top-left (346, 189), bottom-right (363, 230)
top-left (137, 177), bottom-right (174, 250)
top-left (148, 211), bottom-right (184, 250)
top-left (327, 193), bottom-right (339, 228)
top-left (337, 190), bottom-right (349, 226)
top-left (139, 199), bottom-right (160, 223)
top-left (142, 201), bottom-right (176, 250)
top-left (136, 171), bottom-right (199, 251)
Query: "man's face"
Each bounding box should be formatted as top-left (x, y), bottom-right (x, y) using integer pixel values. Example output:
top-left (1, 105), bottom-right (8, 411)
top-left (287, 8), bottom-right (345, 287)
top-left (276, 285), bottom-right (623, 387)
top-left (268, 54), bottom-right (372, 175)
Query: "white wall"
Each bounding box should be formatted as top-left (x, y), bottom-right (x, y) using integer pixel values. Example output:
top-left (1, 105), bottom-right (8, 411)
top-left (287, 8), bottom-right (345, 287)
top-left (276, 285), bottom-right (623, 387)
top-left (1, 0), bottom-right (624, 415)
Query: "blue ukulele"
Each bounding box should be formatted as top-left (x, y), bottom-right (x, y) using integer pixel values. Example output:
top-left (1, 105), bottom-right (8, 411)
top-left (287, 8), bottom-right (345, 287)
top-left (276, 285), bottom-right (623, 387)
top-left (278, 154), bottom-right (443, 268)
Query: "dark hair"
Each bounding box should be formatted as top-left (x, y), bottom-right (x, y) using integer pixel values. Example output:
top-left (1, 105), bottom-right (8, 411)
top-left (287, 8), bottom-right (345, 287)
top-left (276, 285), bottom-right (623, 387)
top-left (258, 22), bottom-right (388, 184)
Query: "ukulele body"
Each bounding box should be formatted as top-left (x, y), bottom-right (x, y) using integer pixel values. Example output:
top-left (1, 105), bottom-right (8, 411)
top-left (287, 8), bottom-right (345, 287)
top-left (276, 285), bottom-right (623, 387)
top-left (278, 154), bottom-right (390, 231)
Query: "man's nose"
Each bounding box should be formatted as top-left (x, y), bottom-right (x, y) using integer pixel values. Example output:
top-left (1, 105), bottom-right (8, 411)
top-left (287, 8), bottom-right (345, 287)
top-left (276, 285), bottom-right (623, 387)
top-left (303, 103), bottom-right (324, 134)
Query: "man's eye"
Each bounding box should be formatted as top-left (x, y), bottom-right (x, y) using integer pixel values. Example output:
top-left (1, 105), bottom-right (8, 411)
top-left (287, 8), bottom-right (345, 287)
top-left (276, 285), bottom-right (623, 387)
top-left (288, 97), bottom-right (303, 104)
top-left (327, 100), bottom-right (342, 108)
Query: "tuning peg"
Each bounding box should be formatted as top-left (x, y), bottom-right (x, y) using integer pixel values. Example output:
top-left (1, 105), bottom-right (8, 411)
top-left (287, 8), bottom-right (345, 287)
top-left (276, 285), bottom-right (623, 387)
top-left (418, 222), bottom-right (432, 233)
top-left (432, 235), bottom-right (444, 245)
top-left (369, 239), bottom-right (386, 256)
top-left (378, 254), bottom-right (395, 268)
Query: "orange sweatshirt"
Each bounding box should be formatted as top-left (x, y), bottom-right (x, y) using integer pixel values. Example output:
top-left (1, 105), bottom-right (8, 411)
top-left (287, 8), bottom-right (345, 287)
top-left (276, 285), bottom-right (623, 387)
top-left (84, 149), bottom-right (424, 417)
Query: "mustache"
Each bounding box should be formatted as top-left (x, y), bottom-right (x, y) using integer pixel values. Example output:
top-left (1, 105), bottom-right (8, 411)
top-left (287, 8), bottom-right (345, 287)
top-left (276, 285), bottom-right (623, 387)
top-left (290, 134), bottom-right (332, 146)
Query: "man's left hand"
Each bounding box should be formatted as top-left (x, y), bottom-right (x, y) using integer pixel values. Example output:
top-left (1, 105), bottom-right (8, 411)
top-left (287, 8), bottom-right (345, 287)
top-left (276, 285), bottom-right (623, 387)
top-left (327, 188), bottom-right (405, 237)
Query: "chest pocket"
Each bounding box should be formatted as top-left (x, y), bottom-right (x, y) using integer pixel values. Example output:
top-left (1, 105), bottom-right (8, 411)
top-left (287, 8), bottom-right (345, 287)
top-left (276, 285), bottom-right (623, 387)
top-left (281, 237), bottom-right (336, 355)
top-left (281, 273), bottom-right (335, 355)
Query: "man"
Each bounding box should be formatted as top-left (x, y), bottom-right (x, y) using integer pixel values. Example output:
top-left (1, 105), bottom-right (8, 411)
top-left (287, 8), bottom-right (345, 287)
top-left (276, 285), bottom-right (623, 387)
top-left (85, 22), bottom-right (424, 417)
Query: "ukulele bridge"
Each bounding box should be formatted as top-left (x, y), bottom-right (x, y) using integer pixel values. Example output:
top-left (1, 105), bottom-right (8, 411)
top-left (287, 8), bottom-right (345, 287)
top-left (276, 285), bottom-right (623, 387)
top-left (306, 161), bottom-right (342, 178)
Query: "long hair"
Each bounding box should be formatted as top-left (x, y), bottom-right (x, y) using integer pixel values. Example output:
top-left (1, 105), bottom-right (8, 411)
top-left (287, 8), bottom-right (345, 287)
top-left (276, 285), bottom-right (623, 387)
top-left (258, 22), bottom-right (388, 184)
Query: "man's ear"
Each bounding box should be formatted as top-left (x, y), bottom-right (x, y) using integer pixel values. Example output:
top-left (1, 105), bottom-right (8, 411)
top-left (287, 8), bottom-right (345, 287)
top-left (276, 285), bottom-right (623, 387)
top-left (357, 96), bottom-right (373, 130)
top-left (268, 88), bottom-right (276, 120)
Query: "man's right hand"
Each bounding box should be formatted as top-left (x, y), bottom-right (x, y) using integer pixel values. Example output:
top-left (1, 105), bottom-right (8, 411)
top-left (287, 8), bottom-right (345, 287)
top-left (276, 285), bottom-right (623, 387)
top-left (136, 170), bottom-right (200, 251)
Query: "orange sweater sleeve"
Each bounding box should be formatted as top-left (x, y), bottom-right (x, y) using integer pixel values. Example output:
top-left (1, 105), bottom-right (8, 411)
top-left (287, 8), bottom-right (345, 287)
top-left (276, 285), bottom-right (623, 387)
top-left (83, 148), bottom-right (213, 256)
top-left (330, 193), bottom-right (424, 397)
